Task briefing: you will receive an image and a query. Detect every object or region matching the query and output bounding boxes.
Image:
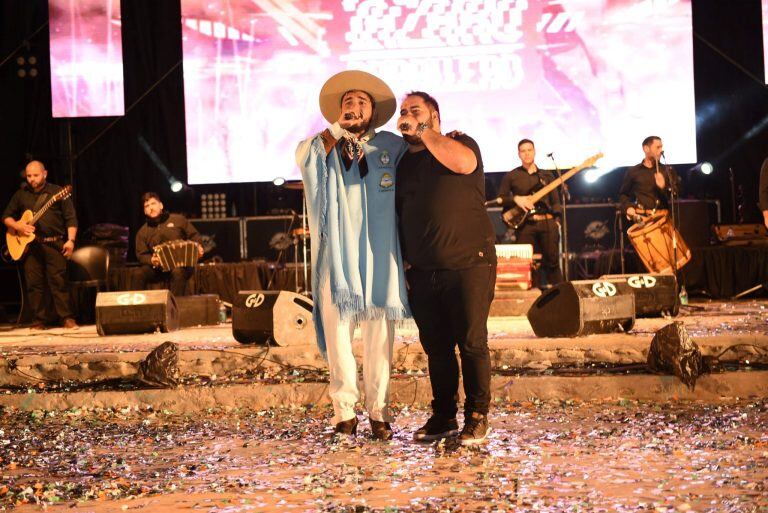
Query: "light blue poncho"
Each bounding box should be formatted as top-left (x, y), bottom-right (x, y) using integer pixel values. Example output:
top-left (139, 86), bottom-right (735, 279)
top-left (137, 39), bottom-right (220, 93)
top-left (296, 123), bottom-right (410, 355)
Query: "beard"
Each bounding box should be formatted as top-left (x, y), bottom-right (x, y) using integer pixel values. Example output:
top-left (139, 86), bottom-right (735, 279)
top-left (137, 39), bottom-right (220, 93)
top-left (344, 112), bottom-right (373, 136)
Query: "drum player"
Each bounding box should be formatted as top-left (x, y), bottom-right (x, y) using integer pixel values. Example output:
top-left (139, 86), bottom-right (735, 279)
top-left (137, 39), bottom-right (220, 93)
top-left (135, 192), bottom-right (203, 296)
top-left (618, 135), bottom-right (675, 222)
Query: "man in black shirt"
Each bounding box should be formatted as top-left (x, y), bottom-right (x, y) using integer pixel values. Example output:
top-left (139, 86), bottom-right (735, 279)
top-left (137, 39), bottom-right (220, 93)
top-left (619, 136), bottom-right (674, 220)
top-left (135, 192), bottom-right (203, 296)
top-left (2, 161), bottom-right (78, 329)
top-left (396, 91), bottom-right (496, 446)
top-left (497, 139), bottom-right (563, 287)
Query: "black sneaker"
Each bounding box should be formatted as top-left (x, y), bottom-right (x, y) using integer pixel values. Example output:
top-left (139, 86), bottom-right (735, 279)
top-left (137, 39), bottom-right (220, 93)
top-left (370, 419), bottom-right (393, 441)
top-left (333, 417), bottom-right (358, 437)
top-left (413, 415), bottom-right (459, 442)
top-left (459, 412), bottom-right (490, 446)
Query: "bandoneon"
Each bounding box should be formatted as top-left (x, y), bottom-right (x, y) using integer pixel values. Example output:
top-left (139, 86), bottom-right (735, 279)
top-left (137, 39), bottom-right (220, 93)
top-left (495, 244), bottom-right (533, 291)
top-left (154, 240), bottom-right (199, 272)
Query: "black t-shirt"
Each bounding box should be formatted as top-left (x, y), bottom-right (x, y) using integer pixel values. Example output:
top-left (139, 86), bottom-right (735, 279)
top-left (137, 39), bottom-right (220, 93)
top-left (396, 134), bottom-right (496, 270)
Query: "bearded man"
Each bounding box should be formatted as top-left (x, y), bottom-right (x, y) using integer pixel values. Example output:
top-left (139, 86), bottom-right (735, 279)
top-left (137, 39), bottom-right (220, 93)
top-left (296, 70), bottom-right (409, 440)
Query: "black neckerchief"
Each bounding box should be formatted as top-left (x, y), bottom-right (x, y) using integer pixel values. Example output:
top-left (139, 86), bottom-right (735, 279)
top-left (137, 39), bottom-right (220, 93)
top-left (146, 211), bottom-right (170, 227)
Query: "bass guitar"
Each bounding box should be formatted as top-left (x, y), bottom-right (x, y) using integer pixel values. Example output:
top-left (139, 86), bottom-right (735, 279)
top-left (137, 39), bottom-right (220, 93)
top-left (6, 185), bottom-right (73, 261)
top-left (502, 153), bottom-right (603, 230)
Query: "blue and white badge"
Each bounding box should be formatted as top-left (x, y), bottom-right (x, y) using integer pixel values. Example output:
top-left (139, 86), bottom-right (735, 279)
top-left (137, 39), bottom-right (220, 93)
top-left (379, 172), bottom-right (394, 189)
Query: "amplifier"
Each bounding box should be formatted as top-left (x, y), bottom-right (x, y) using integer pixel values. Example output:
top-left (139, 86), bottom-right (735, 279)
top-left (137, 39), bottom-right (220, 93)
top-left (189, 218), bottom-right (244, 263)
top-left (712, 224), bottom-right (768, 245)
top-left (244, 215), bottom-right (309, 262)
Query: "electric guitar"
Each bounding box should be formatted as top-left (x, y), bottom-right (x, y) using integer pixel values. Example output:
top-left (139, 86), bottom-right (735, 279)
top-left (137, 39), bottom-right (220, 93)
top-left (6, 185), bottom-right (73, 261)
top-left (502, 153), bottom-right (603, 230)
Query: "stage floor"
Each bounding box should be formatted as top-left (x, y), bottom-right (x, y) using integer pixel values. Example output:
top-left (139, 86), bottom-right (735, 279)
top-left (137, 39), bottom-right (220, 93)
top-left (1, 303), bottom-right (767, 511)
top-left (0, 299), bottom-right (766, 411)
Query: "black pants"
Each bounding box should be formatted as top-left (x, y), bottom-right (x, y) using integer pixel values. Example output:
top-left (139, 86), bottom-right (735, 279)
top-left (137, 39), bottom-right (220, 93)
top-left (136, 266), bottom-right (193, 297)
top-left (517, 218), bottom-right (563, 287)
top-left (23, 242), bottom-right (73, 323)
top-left (407, 264), bottom-right (496, 418)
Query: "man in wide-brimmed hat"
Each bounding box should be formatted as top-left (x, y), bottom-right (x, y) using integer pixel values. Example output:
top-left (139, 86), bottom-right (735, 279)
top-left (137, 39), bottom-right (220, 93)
top-left (296, 70), bottom-right (409, 440)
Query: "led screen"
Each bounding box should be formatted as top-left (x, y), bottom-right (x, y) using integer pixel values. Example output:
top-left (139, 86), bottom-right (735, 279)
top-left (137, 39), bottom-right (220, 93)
top-left (181, 0), bottom-right (696, 184)
top-left (763, 0), bottom-right (768, 83)
top-left (49, 0), bottom-right (125, 118)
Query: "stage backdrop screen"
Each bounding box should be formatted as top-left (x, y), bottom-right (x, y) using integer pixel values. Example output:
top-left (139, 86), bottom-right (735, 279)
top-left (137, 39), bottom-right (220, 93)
top-left (49, 0), bottom-right (125, 118)
top-left (764, 0), bottom-right (768, 83)
top-left (180, 0), bottom-right (696, 184)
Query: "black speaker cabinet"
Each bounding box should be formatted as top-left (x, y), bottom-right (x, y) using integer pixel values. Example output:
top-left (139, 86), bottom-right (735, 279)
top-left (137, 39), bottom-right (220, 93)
top-left (565, 203), bottom-right (620, 254)
top-left (244, 216), bottom-right (309, 262)
top-left (175, 294), bottom-right (221, 328)
top-left (599, 274), bottom-right (679, 317)
top-left (232, 290), bottom-right (314, 346)
top-left (527, 280), bottom-right (635, 337)
top-left (190, 218), bottom-right (243, 263)
top-left (96, 290), bottom-right (179, 336)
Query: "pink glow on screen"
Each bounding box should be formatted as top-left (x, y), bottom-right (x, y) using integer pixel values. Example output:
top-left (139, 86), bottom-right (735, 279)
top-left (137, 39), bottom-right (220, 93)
top-left (49, 0), bottom-right (125, 118)
top-left (181, 0), bottom-right (696, 184)
top-left (764, 0), bottom-right (768, 83)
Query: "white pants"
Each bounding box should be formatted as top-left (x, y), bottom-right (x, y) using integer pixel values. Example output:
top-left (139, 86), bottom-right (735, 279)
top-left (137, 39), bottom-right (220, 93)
top-left (320, 276), bottom-right (395, 425)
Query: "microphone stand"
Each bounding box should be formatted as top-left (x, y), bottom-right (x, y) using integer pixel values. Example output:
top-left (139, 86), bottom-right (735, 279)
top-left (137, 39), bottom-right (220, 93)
top-left (659, 154), bottom-right (681, 294)
top-left (549, 154), bottom-right (569, 281)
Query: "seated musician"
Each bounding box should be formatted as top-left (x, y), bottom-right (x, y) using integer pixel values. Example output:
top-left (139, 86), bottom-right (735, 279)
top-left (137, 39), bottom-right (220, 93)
top-left (497, 139), bottom-right (563, 288)
top-left (135, 192), bottom-right (203, 297)
top-left (619, 136), bottom-right (674, 222)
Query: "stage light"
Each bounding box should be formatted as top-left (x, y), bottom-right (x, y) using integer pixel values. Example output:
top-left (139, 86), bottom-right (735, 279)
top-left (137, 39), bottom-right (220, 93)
top-left (700, 162), bottom-right (714, 175)
top-left (170, 180), bottom-right (183, 193)
top-left (273, 177), bottom-right (285, 187)
top-left (584, 169), bottom-right (600, 183)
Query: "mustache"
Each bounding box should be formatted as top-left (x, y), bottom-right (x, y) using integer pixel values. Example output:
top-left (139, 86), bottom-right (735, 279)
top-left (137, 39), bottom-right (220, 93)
top-left (343, 112), bottom-right (363, 120)
top-left (398, 122), bottom-right (411, 132)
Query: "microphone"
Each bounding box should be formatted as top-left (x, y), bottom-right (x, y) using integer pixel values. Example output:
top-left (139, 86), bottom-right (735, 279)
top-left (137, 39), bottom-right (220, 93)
top-left (660, 150), bottom-right (665, 158)
top-left (546, 152), bottom-right (554, 158)
top-left (484, 197), bottom-right (503, 207)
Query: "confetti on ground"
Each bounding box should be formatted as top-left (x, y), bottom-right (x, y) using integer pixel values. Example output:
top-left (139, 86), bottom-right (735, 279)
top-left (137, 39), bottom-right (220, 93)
top-left (1, 398), bottom-right (766, 512)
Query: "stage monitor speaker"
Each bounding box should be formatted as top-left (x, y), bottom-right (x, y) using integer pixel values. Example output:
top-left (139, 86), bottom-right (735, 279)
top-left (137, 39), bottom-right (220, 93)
top-left (599, 274), bottom-right (678, 317)
top-left (175, 294), bottom-right (221, 328)
top-left (527, 280), bottom-right (635, 337)
top-left (232, 290), bottom-right (314, 346)
top-left (96, 290), bottom-right (179, 336)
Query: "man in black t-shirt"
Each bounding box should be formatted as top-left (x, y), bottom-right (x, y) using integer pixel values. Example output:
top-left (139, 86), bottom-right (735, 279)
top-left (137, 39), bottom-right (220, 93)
top-left (497, 139), bottom-right (563, 287)
top-left (396, 91), bottom-right (496, 446)
top-left (2, 161), bottom-right (78, 329)
top-left (135, 192), bottom-right (203, 297)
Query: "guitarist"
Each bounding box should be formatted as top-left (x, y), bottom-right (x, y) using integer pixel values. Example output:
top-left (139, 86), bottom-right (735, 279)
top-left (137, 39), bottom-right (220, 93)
top-left (2, 161), bottom-right (78, 329)
top-left (497, 139), bottom-right (563, 288)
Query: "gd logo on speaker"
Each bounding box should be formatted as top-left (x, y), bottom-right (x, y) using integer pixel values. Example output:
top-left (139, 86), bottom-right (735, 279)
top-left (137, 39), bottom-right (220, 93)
top-left (116, 293), bottom-right (147, 306)
top-left (591, 281), bottom-right (617, 297)
top-left (245, 293), bottom-right (266, 308)
top-left (627, 275), bottom-right (657, 288)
